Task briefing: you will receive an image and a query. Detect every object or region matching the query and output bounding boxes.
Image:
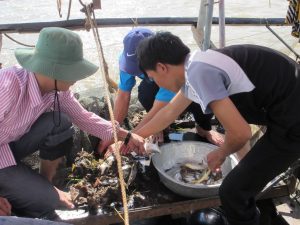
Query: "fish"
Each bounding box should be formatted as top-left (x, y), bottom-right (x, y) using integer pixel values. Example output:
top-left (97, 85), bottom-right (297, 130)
top-left (179, 162), bottom-right (222, 185)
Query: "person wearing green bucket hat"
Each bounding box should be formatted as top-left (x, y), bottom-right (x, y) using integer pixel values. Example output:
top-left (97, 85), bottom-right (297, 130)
top-left (0, 27), bottom-right (145, 218)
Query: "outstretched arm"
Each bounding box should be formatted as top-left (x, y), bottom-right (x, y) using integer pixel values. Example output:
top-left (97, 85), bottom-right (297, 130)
top-left (207, 97), bottom-right (252, 171)
top-left (98, 89), bottom-right (131, 154)
top-left (113, 89), bottom-right (131, 124)
top-left (133, 100), bottom-right (168, 131)
top-left (135, 91), bottom-right (192, 138)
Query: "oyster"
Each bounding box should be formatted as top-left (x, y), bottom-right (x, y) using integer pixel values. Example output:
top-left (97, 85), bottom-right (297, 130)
top-left (69, 150), bottom-right (137, 214)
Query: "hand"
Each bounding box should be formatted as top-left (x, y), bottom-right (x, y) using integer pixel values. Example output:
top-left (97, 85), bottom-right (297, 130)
top-left (119, 144), bottom-right (131, 156)
top-left (97, 139), bottom-right (113, 155)
top-left (206, 149), bottom-right (226, 172)
top-left (126, 133), bottom-right (146, 155)
top-left (196, 126), bottom-right (224, 146)
top-left (151, 131), bottom-right (164, 143)
top-left (104, 144), bottom-right (115, 158)
top-left (54, 187), bottom-right (74, 209)
top-left (104, 141), bottom-right (127, 158)
top-left (0, 197), bottom-right (11, 216)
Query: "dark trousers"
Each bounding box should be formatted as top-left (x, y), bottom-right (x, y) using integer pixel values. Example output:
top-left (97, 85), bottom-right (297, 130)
top-left (138, 79), bottom-right (160, 112)
top-left (220, 130), bottom-right (300, 225)
top-left (0, 112), bottom-right (73, 218)
top-left (138, 79), bottom-right (212, 129)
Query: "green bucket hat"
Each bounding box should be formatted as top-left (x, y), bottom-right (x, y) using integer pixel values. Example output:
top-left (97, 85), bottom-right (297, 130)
top-left (15, 27), bottom-right (99, 82)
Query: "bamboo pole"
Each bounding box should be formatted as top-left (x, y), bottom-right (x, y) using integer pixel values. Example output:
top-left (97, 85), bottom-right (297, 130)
top-left (0, 17), bottom-right (287, 34)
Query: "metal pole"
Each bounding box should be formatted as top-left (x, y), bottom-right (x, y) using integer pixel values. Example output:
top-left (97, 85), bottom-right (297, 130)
top-left (256, 159), bottom-right (300, 200)
top-left (194, 0), bottom-right (207, 48)
top-left (0, 33), bottom-right (2, 69)
top-left (0, 33), bottom-right (2, 53)
top-left (266, 24), bottom-right (300, 60)
top-left (197, 0), bottom-right (207, 31)
top-left (219, 0), bottom-right (225, 48)
top-left (203, 0), bottom-right (214, 50)
top-left (0, 18), bottom-right (287, 34)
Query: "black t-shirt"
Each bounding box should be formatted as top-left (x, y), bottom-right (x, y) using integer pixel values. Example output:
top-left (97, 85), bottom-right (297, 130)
top-left (216, 45), bottom-right (300, 131)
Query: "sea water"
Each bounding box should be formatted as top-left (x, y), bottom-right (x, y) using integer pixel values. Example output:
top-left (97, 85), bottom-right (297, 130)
top-left (0, 0), bottom-right (298, 96)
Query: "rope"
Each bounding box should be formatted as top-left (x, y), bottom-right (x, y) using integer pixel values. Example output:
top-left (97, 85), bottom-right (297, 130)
top-left (130, 18), bottom-right (139, 28)
top-left (67, 0), bottom-right (72, 20)
top-left (3, 33), bottom-right (35, 48)
top-left (91, 9), bottom-right (118, 93)
top-left (57, 0), bottom-right (62, 18)
top-left (82, 3), bottom-right (130, 225)
top-left (56, 0), bottom-right (72, 20)
top-left (78, 0), bottom-right (117, 93)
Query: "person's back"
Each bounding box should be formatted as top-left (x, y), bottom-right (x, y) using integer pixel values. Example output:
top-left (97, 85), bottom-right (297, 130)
top-left (135, 31), bottom-right (300, 225)
top-left (216, 44), bottom-right (299, 111)
top-left (212, 45), bottom-right (300, 136)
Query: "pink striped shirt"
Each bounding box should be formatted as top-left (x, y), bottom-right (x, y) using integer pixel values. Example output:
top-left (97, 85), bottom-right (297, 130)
top-left (0, 67), bottom-right (119, 169)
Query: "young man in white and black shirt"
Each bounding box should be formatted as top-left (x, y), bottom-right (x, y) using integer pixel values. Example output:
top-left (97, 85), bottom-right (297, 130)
top-left (134, 31), bottom-right (300, 225)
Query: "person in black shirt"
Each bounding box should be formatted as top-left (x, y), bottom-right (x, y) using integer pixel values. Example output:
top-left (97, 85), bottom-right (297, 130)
top-left (134, 31), bottom-right (300, 225)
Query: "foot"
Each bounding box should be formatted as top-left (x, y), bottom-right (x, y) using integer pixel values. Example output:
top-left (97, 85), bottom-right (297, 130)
top-left (196, 126), bottom-right (224, 146)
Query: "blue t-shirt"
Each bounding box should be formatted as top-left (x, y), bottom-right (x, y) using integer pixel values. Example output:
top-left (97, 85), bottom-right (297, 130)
top-left (118, 70), bottom-right (175, 102)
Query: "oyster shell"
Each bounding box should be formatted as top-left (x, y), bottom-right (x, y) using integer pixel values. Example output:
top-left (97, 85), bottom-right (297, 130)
top-left (69, 150), bottom-right (137, 213)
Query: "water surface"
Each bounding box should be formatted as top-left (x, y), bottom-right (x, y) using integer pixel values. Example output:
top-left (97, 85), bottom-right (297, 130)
top-left (0, 0), bottom-right (298, 96)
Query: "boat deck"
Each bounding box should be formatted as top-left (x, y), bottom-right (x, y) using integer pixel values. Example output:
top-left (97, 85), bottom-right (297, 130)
top-left (58, 166), bottom-right (295, 225)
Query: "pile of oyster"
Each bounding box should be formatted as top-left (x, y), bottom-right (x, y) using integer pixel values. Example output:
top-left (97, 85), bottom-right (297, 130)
top-left (180, 162), bottom-right (223, 185)
top-left (68, 151), bottom-right (137, 214)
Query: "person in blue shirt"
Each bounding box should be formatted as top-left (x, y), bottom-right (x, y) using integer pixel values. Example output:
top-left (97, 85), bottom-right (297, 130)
top-left (115, 28), bottom-right (176, 136)
top-left (98, 28), bottom-right (224, 153)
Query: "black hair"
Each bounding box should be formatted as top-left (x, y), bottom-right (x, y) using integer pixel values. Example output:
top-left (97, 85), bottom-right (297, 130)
top-left (137, 31), bottom-right (190, 72)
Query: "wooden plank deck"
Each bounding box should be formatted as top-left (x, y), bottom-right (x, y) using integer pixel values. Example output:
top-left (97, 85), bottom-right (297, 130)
top-left (61, 180), bottom-right (292, 225)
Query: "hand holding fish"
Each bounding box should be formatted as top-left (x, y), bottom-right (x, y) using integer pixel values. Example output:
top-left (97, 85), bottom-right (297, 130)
top-left (103, 142), bottom-right (133, 158)
top-left (101, 132), bottom-right (146, 157)
top-left (206, 149), bottom-right (226, 172)
top-left (120, 133), bottom-right (161, 155)
top-left (125, 132), bottom-right (146, 155)
top-left (151, 131), bottom-right (164, 143)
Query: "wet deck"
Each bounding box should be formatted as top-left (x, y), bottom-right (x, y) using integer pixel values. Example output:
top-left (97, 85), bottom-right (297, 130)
top-left (275, 195), bottom-right (300, 225)
top-left (58, 167), bottom-right (294, 225)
